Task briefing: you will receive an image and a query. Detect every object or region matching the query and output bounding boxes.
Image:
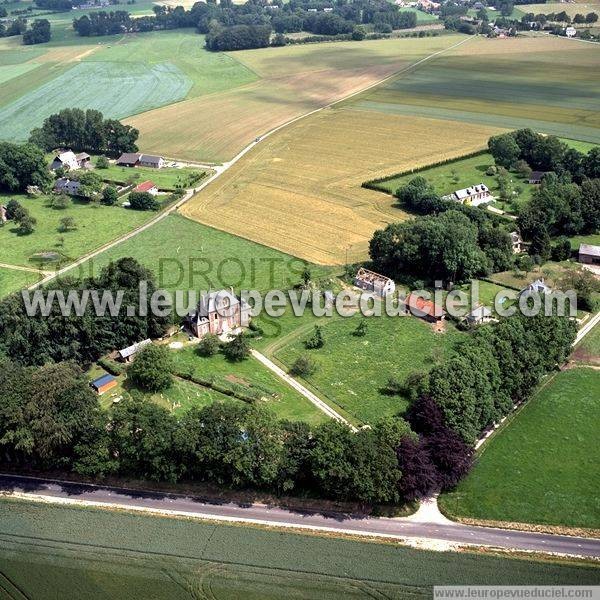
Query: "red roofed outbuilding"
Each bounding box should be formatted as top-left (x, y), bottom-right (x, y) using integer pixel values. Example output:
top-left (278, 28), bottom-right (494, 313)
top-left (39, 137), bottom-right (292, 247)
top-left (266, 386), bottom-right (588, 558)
top-left (404, 293), bottom-right (445, 323)
top-left (133, 180), bottom-right (158, 195)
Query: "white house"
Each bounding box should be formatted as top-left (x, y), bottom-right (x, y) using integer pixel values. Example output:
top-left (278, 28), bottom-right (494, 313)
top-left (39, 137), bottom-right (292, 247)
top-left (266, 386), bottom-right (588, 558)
top-left (565, 26), bottom-right (576, 37)
top-left (139, 154), bottom-right (166, 169)
top-left (133, 180), bottom-right (159, 195)
top-left (354, 267), bottom-right (396, 297)
top-left (50, 151), bottom-right (80, 171)
top-left (510, 231), bottom-right (525, 254)
top-left (450, 183), bottom-right (492, 207)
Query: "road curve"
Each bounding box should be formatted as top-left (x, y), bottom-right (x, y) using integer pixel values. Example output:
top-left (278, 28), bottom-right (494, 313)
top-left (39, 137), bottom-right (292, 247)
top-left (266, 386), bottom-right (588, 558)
top-left (1, 474), bottom-right (599, 559)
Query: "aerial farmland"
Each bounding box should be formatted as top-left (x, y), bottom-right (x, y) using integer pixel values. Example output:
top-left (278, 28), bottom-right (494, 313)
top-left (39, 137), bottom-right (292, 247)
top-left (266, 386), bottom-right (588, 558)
top-left (0, 0), bottom-right (599, 595)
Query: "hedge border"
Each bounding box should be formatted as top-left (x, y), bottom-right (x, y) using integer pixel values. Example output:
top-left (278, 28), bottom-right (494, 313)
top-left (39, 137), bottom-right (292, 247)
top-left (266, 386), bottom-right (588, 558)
top-left (362, 149), bottom-right (489, 193)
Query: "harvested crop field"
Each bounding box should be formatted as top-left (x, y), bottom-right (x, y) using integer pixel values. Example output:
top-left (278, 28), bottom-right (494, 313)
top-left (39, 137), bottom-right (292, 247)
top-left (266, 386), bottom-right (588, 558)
top-left (126, 35), bottom-right (465, 162)
top-left (181, 109), bottom-right (503, 264)
top-left (345, 36), bottom-right (600, 144)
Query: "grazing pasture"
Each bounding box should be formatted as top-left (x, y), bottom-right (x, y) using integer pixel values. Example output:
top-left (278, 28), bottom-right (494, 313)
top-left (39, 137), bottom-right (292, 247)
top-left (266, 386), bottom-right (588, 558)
top-left (274, 313), bottom-right (463, 424)
top-left (0, 267), bottom-right (41, 299)
top-left (440, 368), bottom-right (600, 530)
top-left (0, 194), bottom-right (156, 269)
top-left (1, 500), bottom-right (597, 600)
top-left (127, 35), bottom-right (465, 162)
top-left (347, 36), bottom-right (600, 144)
top-left (181, 109), bottom-right (502, 264)
top-left (520, 2), bottom-right (600, 17)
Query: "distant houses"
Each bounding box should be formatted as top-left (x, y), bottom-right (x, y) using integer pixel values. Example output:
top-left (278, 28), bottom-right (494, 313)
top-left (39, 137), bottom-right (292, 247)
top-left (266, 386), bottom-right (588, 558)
top-left (50, 150), bottom-right (91, 172)
top-left (404, 292), bottom-right (445, 323)
top-left (186, 290), bottom-right (251, 338)
top-left (133, 180), bottom-right (159, 195)
top-left (578, 243), bottom-right (600, 266)
top-left (354, 267), bottom-right (396, 297)
top-left (448, 183), bottom-right (492, 207)
top-left (116, 153), bottom-right (166, 169)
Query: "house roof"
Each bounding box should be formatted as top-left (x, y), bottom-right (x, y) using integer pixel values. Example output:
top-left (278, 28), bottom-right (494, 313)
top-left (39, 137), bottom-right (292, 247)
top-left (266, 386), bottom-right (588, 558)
top-left (76, 152), bottom-right (91, 160)
top-left (405, 293), bottom-right (445, 318)
top-left (117, 152), bottom-right (141, 164)
top-left (579, 243), bottom-right (600, 258)
top-left (134, 180), bottom-right (157, 193)
top-left (54, 178), bottom-right (80, 191)
top-left (139, 154), bottom-right (163, 165)
top-left (529, 171), bottom-right (546, 181)
top-left (523, 278), bottom-right (551, 294)
top-left (454, 183), bottom-right (489, 200)
top-left (118, 338), bottom-right (152, 359)
top-left (196, 290), bottom-right (240, 317)
top-left (354, 267), bottom-right (394, 287)
top-left (91, 374), bottom-right (116, 388)
top-left (467, 305), bottom-right (492, 319)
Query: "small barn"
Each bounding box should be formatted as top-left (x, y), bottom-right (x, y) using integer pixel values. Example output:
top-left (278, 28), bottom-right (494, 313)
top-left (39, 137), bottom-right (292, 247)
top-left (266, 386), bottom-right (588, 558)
top-left (579, 243), bottom-right (600, 266)
top-left (528, 171), bottom-right (547, 184)
top-left (117, 338), bottom-right (152, 362)
top-left (91, 374), bottom-right (117, 395)
top-left (133, 180), bottom-right (159, 195)
top-left (404, 293), bottom-right (445, 323)
top-left (116, 152), bottom-right (141, 167)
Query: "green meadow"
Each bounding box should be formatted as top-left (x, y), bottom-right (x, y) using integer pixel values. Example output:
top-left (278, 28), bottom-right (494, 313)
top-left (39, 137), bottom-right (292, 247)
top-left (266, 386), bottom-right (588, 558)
top-left (274, 313), bottom-right (463, 425)
top-left (0, 499), bottom-right (597, 600)
top-left (440, 368), bottom-right (600, 530)
top-left (0, 194), bottom-right (156, 269)
top-left (0, 267), bottom-right (41, 299)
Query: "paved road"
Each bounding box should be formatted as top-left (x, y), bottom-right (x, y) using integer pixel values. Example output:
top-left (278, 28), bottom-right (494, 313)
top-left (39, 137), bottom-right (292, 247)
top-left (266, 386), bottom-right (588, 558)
top-left (1, 474), bottom-right (599, 558)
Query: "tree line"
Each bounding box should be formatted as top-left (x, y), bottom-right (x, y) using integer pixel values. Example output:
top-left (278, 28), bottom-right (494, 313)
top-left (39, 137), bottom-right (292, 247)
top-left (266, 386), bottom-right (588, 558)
top-left (72, 0), bottom-right (420, 50)
top-left (487, 129), bottom-right (600, 259)
top-left (370, 178), bottom-right (514, 283)
top-left (29, 107), bottom-right (139, 157)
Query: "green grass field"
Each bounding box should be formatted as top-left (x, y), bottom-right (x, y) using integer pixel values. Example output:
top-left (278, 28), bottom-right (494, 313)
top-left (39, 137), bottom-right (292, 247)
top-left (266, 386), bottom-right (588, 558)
top-left (0, 194), bottom-right (156, 268)
top-left (84, 213), bottom-right (335, 293)
top-left (346, 36), bottom-right (600, 144)
top-left (370, 152), bottom-right (534, 211)
top-left (0, 61), bottom-right (192, 141)
top-left (0, 266), bottom-right (41, 299)
top-left (0, 499), bottom-right (597, 599)
top-left (170, 346), bottom-right (327, 424)
top-left (274, 313), bottom-right (463, 424)
top-left (94, 159), bottom-right (208, 190)
top-left (440, 368), bottom-right (600, 529)
top-left (398, 6), bottom-right (440, 23)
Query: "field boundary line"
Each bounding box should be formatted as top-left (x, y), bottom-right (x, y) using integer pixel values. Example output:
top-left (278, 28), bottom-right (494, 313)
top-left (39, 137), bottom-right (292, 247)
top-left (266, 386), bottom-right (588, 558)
top-left (27, 34), bottom-right (475, 290)
top-left (250, 349), bottom-right (358, 431)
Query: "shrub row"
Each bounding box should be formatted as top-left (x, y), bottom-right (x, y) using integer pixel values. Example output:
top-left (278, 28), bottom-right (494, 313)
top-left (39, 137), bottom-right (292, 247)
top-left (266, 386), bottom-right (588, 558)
top-left (174, 369), bottom-right (260, 404)
top-left (362, 149), bottom-right (489, 192)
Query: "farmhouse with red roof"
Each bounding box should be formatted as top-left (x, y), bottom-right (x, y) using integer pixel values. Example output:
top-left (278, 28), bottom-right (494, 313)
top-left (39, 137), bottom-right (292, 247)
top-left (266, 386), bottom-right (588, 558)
top-left (133, 181), bottom-right (158, 195)
top-left (404, 292), bottom-right (445, 323)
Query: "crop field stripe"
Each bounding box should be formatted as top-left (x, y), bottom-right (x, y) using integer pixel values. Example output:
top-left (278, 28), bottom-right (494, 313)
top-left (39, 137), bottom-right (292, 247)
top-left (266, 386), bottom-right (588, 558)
top-left (347, 102), bottom-right (600, 144)
top-left (0, 61), bottom-right (192, 141)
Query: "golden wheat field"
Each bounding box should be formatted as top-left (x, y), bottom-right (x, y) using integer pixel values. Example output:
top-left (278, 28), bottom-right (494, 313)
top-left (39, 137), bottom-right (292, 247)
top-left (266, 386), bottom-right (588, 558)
top-left (125, 35), bottom-right (464, 163)
top-left (180, 109), bottom-right (504, 264)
